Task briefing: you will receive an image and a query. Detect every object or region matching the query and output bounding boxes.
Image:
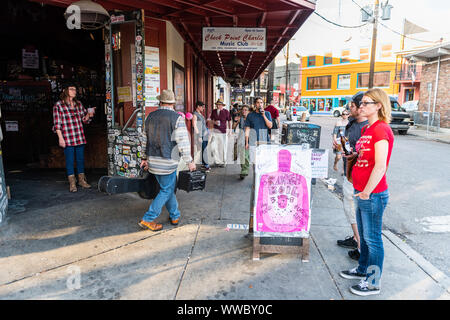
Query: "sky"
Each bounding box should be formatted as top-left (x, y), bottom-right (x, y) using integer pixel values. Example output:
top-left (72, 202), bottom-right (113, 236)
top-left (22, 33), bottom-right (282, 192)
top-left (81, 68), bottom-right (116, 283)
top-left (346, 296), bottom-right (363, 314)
top-left (277, 0), bottom-right (450, 64)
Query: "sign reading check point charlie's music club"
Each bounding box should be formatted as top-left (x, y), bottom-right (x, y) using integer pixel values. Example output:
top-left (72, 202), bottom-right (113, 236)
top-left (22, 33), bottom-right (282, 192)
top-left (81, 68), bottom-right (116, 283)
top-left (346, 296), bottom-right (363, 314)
top-left (202, 27), bottom-right (266, 52)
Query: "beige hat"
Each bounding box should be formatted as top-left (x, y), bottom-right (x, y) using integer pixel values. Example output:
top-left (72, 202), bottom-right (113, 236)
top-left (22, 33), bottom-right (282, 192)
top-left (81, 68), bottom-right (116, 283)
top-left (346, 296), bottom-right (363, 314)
top-left (157, 89), bottom-right (176, 104)
top-left (215, 99), bottom-right (225, 105)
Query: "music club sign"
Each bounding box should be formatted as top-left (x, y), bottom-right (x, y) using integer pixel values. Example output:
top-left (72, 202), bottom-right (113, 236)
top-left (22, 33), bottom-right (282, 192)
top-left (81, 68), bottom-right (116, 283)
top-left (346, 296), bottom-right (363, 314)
top-left (202, 27), bottom-right (266, 52)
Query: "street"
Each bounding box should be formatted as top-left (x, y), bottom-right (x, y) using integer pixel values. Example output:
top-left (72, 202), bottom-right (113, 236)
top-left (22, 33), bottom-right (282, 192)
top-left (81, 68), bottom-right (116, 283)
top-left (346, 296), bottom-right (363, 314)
top-left (294, 113), bottom-right (450, 277)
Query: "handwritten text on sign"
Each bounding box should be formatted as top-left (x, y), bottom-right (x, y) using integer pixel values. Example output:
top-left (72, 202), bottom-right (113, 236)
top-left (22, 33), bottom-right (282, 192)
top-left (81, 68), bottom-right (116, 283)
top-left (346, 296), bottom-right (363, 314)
top-left (202, 27), bottom-right (266, 52)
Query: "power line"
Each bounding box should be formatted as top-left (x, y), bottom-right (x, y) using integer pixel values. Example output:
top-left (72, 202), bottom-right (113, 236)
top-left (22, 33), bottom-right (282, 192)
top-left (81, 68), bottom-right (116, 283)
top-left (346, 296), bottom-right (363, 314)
top-left (313, 11), bottom-right (369, 29)
top-left (350, 0), bottom-right (440, 44)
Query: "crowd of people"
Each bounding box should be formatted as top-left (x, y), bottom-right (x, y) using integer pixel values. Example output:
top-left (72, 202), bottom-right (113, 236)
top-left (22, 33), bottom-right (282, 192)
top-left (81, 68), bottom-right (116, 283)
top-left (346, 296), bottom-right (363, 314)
top-left (53, 85), bottom-right (393, 297)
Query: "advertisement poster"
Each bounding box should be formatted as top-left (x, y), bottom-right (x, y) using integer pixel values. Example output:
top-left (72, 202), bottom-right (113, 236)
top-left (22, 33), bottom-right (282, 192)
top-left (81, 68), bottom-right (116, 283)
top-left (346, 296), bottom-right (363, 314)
top-left (202, 27), bottom-right (266, 52)
top-left (144, 46), bottom-right (160, 108)
top-left (253, 145), bottom-right (312, 238)
top-left (172, 61), bottom-right (185, 112)
top-left (22, 49), bottom-right (39, 69)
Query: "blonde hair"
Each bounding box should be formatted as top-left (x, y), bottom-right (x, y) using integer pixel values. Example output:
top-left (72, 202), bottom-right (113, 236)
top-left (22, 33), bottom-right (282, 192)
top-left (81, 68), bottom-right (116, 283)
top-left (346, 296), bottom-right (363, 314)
top-left (363, 88), bottom-right (392, 123)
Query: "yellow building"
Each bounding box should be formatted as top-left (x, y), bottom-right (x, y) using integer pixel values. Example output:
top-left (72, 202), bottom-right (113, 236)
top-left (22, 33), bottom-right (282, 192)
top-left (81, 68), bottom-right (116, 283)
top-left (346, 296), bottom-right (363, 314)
top-left (300, 53), bottom-right (399, 115)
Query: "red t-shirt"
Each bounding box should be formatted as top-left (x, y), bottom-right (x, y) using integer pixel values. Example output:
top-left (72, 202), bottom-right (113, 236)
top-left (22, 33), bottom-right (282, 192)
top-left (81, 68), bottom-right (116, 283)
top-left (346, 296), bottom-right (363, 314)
top-left (265, 105), bottom-right (279, 120)
top-left (352, 120), bottom-right (394, 193)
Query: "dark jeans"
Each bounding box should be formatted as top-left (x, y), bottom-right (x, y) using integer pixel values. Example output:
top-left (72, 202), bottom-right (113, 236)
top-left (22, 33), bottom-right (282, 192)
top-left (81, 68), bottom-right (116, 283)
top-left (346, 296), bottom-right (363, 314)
top-left (201, 140), bottom-right (210, 168)
top-left (64, 145), bottom-right (85, 176)
top-left (355, 189), bottom-right (389, 288)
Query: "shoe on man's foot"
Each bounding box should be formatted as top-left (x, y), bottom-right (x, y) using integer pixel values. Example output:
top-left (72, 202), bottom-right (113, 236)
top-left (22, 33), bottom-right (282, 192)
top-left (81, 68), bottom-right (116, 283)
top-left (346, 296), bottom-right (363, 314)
top-left (350, 280), bottom-right (380, 296)
top-left (337, 236), bottom-right (358, 249)
top-left (239, 174), bottom-right (247, 180)
top-left (138, 220), bottom-right (163, 231)
top-left (169, 217), bottom-right (179, 226)
top-left (339, 267), bottom-right (366, 280)
top-left (348, 249), bottom-right (360, 261)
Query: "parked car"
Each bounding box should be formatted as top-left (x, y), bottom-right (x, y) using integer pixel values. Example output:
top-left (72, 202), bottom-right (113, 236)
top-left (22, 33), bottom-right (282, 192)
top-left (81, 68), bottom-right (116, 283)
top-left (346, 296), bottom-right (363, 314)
top-left (286, 105), bottom-right (310, 121)
top-left (390, 97), bottom-right (412, 135)
top-left (400, 100), bottom-right (418, 124)
top-left (333, 106), bottom-right (348, 117)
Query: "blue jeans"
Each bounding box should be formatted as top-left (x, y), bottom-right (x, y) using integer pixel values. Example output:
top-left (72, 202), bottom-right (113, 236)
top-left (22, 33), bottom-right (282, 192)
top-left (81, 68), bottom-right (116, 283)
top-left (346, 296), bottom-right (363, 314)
top-left (202, 140), bottom-right (210, 168)
top-left (355, 189), bottom-right (389, 288)
top-left (142, 171), bottom-right (180, 222)
top-left (64, 145), bottom-right (85, 176)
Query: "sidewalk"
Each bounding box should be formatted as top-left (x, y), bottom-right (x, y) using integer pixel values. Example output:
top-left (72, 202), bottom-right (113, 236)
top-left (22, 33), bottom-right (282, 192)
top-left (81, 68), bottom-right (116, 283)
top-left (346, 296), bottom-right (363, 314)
top-left (0, 164), bottom-right (449, 300)
top-left (408, 126), bottom-right (450, 144)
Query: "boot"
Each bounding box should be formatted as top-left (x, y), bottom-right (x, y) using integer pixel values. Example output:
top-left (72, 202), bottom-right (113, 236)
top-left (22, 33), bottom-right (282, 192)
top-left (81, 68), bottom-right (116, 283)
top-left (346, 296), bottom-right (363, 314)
top-left (77, 173), bottom-right (91, 189)
top-left (68, 175), bottom-right (77, 192)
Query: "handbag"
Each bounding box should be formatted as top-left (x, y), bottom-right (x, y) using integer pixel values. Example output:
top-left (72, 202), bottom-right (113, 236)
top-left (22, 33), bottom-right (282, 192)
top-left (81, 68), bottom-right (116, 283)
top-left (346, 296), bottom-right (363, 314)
top-left (346, 156), bottom-right (358, 183)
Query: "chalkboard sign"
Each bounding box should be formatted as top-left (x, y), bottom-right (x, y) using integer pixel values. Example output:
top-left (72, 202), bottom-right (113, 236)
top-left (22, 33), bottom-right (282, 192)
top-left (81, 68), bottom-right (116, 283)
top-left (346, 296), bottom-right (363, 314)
top-left (0, 82), bottom-right (52, 113)
top-left (281, 122), bottom-right (321, 148)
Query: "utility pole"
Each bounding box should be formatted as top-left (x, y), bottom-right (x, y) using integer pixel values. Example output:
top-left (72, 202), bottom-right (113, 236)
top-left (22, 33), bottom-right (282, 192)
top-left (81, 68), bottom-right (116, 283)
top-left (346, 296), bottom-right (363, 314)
top-left (285, 41), bottom-right (289, 107)
top-left (368, 0), bottom-right (380, 89)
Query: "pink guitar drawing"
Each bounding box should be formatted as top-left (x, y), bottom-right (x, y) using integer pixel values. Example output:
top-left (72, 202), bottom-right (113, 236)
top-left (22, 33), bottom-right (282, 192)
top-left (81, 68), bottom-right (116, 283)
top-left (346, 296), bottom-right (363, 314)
top-left (255, 149), bottom-right (310, 233)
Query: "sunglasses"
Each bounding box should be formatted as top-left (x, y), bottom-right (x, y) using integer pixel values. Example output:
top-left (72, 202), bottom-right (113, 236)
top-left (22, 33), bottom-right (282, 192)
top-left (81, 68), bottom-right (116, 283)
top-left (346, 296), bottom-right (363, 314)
top-left (342, 113), bottom-right (349, 116)
top-left (360, 101), bottom-right (378, 106)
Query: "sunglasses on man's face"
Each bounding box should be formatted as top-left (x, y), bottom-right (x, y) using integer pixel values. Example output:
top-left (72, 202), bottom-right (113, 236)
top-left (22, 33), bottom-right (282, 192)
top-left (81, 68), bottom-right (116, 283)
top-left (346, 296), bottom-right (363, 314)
top-left (342, 113), bottom-right (349, 116)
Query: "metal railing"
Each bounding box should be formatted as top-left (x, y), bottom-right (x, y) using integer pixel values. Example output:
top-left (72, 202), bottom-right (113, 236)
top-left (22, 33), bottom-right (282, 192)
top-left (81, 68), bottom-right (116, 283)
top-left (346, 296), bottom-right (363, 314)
top-left (395, 71), bottom-right (421, 82)
top-left (413, 111), bottom-right (440, 132)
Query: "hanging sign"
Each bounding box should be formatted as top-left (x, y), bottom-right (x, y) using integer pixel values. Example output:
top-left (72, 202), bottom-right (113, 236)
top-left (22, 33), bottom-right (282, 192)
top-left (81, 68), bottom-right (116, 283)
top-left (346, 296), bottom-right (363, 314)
top-left (253, 145), bottom-right (312, 238)
top-left (202, 27), bottom-right (266, 52)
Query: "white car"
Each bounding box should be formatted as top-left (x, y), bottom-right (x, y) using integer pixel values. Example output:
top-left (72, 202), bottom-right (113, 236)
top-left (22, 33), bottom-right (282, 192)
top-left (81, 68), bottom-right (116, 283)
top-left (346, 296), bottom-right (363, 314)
top-left (333, 106), bottom-right (347, 117)
top-left (286, 106), bottom-right (310, 121)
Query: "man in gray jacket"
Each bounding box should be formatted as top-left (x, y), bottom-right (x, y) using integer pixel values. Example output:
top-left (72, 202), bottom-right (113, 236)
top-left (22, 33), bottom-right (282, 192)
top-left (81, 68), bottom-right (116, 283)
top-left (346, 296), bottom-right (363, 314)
top-left (139, 90), bottom-right (196, 231)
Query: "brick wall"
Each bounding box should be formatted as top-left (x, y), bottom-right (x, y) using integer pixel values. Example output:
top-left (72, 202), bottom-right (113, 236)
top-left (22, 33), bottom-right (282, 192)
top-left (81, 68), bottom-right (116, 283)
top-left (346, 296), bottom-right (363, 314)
top-left (418, 56), bottom-right (450, 128)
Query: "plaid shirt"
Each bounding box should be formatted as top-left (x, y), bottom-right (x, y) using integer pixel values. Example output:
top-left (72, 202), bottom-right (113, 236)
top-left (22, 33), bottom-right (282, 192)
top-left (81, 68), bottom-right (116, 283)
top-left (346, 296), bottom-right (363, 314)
top-left (52, 100), bottom-right (91, 146)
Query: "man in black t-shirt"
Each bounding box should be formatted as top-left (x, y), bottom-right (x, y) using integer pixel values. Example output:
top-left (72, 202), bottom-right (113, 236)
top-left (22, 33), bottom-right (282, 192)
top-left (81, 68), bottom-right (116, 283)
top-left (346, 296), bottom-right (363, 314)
top-left (335, 92), bottom-right (368, 261)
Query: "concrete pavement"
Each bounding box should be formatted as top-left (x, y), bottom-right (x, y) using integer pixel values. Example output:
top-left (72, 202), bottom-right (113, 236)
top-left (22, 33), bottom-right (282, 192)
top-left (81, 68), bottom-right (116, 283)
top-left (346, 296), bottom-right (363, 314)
top-left (408, 126), bottom-right (450, 144)
top-left (0, 164), bottom-right (449, 300)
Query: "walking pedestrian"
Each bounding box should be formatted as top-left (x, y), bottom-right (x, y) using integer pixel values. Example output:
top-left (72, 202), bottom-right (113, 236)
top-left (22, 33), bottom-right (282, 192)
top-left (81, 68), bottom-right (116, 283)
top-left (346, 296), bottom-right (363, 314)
top-left (335, 92), bottom-right (368, 261)
top-left (264, 103), bottom-right (280, 141)
top-left (232, 105), bottom-right (250, 179)
top-left (339, 88), bottom-right (394, 296)
top-left (139, 89), bottom-right (196, 231)
top-left (332, 110), bottom-right (349, 171)
top-left (244, 97), bottom-right (272, 153)
top-left (192, 101), bottom-right (210, 172)
top-left (208, 99), bottom-right (231, 167)
top-left (52, 82), bottom-right (95, 192)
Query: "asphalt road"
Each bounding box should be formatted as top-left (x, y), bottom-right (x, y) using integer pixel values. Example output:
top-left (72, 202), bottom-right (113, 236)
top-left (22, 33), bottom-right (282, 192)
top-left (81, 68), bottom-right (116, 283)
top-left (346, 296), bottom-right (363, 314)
top-left (279, 113), bottom-right (450, 277)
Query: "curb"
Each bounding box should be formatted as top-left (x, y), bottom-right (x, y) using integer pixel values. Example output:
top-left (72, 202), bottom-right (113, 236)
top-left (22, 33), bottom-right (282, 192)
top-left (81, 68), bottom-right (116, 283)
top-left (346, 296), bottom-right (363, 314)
top-left (321, 179), bottom-right (450, 295)
top-left (407, 132), bottom-right (450, 145)
top-left (382, 230), bottom-right (450, 294)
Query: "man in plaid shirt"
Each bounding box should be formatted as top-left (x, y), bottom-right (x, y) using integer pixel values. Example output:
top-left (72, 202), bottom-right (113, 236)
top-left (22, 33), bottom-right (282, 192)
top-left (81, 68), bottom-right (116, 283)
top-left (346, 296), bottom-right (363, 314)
top-left (53, 83), bottom-right (95, 192)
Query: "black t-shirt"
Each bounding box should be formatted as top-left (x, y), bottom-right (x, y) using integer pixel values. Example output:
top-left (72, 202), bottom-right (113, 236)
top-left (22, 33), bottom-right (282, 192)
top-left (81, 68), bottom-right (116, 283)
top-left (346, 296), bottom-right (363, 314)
top-left (343, 117), bottom-right (368, 172)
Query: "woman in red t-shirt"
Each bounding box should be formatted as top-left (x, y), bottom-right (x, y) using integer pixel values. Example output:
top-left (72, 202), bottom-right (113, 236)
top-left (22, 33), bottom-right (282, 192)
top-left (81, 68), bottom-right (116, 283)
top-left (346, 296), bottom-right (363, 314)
top-left (339, 88), bottom-right (394, 296)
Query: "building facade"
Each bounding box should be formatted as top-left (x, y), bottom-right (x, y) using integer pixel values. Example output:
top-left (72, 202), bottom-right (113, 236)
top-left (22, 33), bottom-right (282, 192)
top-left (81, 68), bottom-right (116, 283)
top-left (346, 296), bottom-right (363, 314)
top-left (299, 55), bottom-right (399, 115)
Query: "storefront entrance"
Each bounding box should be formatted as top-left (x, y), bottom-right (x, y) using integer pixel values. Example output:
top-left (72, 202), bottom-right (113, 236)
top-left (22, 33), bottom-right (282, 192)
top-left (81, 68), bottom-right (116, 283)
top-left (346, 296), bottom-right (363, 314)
top-left (0, 0), bottom-right (108, 217)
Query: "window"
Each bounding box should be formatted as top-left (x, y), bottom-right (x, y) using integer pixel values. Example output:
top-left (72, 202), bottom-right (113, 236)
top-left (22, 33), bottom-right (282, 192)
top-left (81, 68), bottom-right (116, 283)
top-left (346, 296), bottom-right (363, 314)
top-left (307, 56), bottom-right (316, 67)
top-left (340, 49), bottom-right (350, 63)
top-left (324, 53), bottom-right (332, 65)
top-left (337, 74), bottom-right (351, 90)
top-left (360, 47), bottom-right (369, 61)
top-left (381, 43), bottom-right (392, 58)
top-left (307, 75), bottom-right (332, 90)
top-left (357, 71), bottom-right (390, 88)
